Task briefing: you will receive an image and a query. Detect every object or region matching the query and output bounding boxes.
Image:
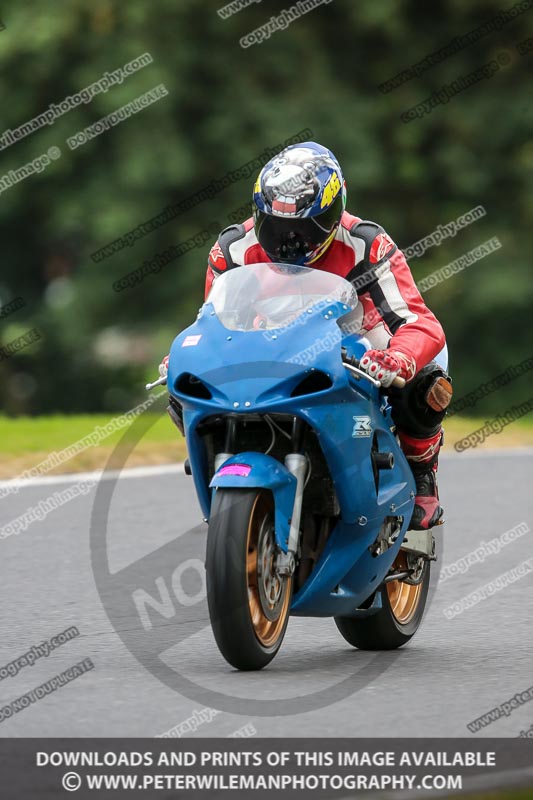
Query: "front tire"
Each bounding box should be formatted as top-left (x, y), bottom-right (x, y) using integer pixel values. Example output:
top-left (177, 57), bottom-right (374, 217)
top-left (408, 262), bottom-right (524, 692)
top-left (334, 552), bottom-right (430, 650)
top-left (206, 489), bottom-right (292, 670)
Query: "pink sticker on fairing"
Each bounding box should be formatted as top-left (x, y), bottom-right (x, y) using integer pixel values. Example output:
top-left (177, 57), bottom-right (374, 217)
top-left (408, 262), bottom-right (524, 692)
top-left (182, 335), bottom-right (202, 347)
top-left (218, 464), bottom-right (252, 477)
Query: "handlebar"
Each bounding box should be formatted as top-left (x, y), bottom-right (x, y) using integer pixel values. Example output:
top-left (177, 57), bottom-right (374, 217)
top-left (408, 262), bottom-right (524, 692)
top-left (145, 354), bottom-right (406, 394)
top-left (342, 353), bottom-right (406, 390)
top-left (146, 376), bottom-right (167, 391)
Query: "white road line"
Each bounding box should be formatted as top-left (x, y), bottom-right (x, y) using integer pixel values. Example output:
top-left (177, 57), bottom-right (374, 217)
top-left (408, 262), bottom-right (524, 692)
top-left (0, 463), bottom-right (184, 490)
top-left (441, 446), bottom-right (533, 459)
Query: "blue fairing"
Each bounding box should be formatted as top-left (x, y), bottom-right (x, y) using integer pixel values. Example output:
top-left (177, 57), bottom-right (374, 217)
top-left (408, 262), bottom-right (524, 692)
top-left (168, 293), bottom-right (415, 618)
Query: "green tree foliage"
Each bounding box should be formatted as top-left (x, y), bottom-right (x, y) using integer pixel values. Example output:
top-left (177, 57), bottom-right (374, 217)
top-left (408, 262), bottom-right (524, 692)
top-left (0, 0), bottom-right (531, 415)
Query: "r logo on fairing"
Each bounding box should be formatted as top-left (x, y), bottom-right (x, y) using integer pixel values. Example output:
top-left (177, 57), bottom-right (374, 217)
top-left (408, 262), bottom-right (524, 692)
top-left (352, 416), bottom-right (372, 437)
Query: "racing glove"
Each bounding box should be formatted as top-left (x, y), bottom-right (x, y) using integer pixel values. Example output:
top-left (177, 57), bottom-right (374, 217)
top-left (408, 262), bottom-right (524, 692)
top-left (159, 354), bottom-right (169, 379)
top-left (359, 349), bottom-right (416, 387)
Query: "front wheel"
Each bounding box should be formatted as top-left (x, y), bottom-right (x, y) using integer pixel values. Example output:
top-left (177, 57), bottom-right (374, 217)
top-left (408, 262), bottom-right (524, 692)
top-left (206, 489), bottom-right (292, 670)
top-left (334, 552), bottom-right (430, 650)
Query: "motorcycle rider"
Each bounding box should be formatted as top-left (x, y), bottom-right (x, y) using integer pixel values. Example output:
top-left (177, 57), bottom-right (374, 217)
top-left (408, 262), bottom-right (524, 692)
top-left (161, 142), bottom-right (452, 530)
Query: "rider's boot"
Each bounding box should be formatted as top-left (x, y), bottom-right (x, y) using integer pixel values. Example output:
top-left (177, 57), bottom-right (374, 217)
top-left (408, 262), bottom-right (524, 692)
top-left (398, 428), bottom-right (444, 530)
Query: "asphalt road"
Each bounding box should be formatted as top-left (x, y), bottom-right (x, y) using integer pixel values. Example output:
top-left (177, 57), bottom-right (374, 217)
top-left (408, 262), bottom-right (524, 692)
top-left (1, 450), bottom-right (532, 740)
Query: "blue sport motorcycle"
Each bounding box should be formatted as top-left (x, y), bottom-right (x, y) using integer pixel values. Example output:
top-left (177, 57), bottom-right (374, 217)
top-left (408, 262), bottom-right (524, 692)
top-left (147, 263), bottom-right (436, 670)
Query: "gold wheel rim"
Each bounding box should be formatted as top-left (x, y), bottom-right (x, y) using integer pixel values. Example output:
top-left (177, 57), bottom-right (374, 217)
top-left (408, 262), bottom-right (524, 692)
top-left (386, 552), bottom-right (423, 625)
top-left (246, 494), bottom-right (292, 648)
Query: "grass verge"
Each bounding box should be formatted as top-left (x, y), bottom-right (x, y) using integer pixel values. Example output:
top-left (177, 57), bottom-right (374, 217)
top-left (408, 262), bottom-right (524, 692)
top-left (0, 412), bottom-right (531, 480)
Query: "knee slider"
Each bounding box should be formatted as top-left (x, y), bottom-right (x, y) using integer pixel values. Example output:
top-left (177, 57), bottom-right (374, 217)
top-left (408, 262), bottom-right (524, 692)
top-left (426, 374), bottom-right (453, 412)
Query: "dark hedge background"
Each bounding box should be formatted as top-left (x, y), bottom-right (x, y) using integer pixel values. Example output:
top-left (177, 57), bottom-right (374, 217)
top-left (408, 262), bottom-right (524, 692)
top-left (0, 0), bottom-right (531, 415)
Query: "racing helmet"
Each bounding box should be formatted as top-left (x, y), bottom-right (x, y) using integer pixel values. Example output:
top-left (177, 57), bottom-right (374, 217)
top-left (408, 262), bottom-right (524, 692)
top-left (253, 141), bottom-right (346, 266)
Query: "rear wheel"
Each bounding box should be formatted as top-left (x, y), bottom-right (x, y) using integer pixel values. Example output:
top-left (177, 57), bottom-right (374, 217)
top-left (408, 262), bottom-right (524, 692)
top-left (334, 552), bottom-right (430, 650)
top-left (206, 489), bottom-right (292, 670)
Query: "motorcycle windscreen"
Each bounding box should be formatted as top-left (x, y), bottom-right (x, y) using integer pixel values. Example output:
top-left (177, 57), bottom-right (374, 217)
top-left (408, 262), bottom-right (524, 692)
top-left (206, 262), bottom-right (358, 332)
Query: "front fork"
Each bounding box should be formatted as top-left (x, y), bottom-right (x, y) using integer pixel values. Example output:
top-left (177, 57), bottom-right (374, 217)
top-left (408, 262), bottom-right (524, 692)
top-left (276, 452), bottom-right (307, 576)
top-left (214, 416), bottom-right (238, 472)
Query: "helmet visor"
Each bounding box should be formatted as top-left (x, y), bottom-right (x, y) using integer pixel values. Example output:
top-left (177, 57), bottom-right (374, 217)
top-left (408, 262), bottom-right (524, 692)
top-left (254, 193), bottom-right (343, 264)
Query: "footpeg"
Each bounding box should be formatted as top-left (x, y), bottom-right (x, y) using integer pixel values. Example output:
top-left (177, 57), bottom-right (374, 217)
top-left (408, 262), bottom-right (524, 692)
top-left (401, 530), bottom-right (436, 560)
